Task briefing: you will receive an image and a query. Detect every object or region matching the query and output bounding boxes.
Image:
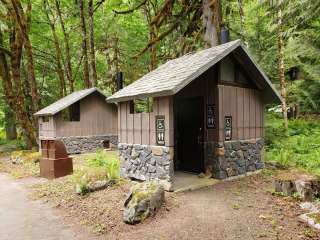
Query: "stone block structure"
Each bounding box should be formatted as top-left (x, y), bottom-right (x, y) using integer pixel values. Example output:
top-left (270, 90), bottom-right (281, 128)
top-left (35, 88), bottom-right (118, 154)
top-left (108, 40), bottom-right (280, 190)
top-left (205, 139), bottom-right (264, 179)
top-left (119, 144), bottom-right (174, 190)
top-left (60, 135), bottom-right (118, 154)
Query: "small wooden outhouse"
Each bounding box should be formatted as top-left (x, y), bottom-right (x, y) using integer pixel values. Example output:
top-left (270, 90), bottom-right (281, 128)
top-left (35, 88), bottom-right (118, 154)
top-left (107, 40), bottom-right (281, 190)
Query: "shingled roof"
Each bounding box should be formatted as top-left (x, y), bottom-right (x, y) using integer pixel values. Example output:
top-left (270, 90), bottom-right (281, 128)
top-left (107, 40), bottom-right (281, 103)
top-left (34, 88), bottom-right (108, 116)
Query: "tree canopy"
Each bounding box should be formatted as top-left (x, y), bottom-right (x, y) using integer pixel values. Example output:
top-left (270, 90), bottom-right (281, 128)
top-left (0, 0), bottom-right (319, 147)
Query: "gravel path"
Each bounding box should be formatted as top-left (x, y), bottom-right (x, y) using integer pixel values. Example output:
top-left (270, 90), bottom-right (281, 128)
top-left (1, 171), bottom-right (319, 240)
top-left (115, 174), bottom-right (320, 240)
top-left (0, 173), bottom-right (97, 240)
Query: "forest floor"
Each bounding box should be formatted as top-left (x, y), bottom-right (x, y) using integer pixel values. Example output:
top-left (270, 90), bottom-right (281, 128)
top-left (0, 153), bottom-right (320, 239)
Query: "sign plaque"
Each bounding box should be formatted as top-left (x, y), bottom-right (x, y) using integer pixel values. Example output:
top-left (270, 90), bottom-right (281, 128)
top-left (224, 116), bottom-right (232, 141)
top-left (207, 104), bottom-right (216, 129)
top-left (156, 115), bottom-right (165, 146)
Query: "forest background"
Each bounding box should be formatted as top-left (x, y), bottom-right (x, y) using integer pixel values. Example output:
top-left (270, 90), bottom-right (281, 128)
top-left (0, 0), bottom-right (319, 173)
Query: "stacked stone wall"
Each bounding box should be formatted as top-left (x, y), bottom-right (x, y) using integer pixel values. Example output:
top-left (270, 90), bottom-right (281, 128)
top-left (57, 135), bottom-right (118, 154)
top-left (205, 138), bottom-right (265, 179)
top-left (119, 143), bottom-right (174, 191)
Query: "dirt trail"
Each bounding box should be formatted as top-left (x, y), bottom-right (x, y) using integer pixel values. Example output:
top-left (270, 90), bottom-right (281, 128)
top-left (115, 175), bottom-right (320, 240)
top-left (0, 171), bottom-right (318, 240)
top-left (0, 173), bottom-right (98, 240)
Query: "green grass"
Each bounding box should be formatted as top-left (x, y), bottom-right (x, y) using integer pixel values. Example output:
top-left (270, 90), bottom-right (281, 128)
top-left (0, 128), bottom-right (27, 153)
top-left (265, 113), bottom-right (320, 176)
top-left (72, 150), bottom-right (120, 194)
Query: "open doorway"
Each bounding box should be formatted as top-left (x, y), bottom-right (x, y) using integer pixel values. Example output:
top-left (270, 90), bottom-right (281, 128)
top-left (174, 96), bottom-right (204, 173)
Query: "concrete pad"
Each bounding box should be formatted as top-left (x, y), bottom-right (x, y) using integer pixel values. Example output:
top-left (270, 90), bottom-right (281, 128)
top-left (173, 171), bottom-right (219, 193)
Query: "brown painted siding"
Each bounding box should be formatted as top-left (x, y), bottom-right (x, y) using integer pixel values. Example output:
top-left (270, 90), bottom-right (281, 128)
top-left (118, 96), bottom-right (174, 147)
top-left (218, 85), bottom-right (264, 141)
top-left (52, 93), bottom-right (117, 137)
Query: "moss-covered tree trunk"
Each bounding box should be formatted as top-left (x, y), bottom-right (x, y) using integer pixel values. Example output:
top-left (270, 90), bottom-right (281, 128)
top-left (44, 0), bottom-right (66, 98)
top-left (79, 0), bottom-right (91, 88)
top-left (88, 0), bottom-right (97, 86)
top-left (55, 0), bottom-right (74, 93)
top-left (277, 0), bottom-right (288, 130)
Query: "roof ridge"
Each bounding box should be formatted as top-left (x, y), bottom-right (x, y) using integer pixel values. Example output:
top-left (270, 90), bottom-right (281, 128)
top-left (34, 87), bottom-right (108, 116)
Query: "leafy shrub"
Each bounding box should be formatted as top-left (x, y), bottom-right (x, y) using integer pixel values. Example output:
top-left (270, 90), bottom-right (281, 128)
top-left (86, 150), bottom-right (120, 180)
top-left (265, 113), bottom-right (320, 176)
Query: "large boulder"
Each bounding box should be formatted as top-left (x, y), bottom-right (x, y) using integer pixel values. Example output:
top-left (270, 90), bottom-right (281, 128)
top-left (123, 181), bottom-right (164, 224)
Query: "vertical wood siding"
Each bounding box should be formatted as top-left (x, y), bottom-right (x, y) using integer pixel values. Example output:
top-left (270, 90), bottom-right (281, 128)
top-left (118, 96), bottom-right (174, 147)
top-left (53, 93), bottom-right (118, 137)
top-left (218, 85), bottom-right (264, 141)
top-left (38, 116), bottom-right (56, 139)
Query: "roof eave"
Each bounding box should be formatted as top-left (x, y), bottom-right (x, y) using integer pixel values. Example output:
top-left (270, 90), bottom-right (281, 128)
top-left (34, 87), bottom-right (110, 116)
top-left (107, 41), bottom-right (243, 103)
top-left (239, 45), bottom-right (282, 103)
top-left (107, 89), bottom-right (175, 103)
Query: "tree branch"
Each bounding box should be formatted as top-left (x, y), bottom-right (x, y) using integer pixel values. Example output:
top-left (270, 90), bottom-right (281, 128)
top-left (113, 0), bottom-right (147, 14)
top-left (0, 45), bottom-right (12, 57)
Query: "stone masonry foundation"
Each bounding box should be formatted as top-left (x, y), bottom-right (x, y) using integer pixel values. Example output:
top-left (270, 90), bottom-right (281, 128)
top-left (57, 135), bottom-right (118, 154)
top-left (205, 138), bottom-right (265, 179)
top-left (118, 143), bottom-right (174, 191)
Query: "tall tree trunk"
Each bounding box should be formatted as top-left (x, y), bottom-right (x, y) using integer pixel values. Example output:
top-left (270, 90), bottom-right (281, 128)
top-left (203, 0), bottom-right (221, 47)
top-left (144, 2), bottom-right (157, 70)
top-left (105, 37), bottom-right (119, 93)
top-left (55, 0), bottom-right (74, 92)
top-left (44, 0), bottom-right (65, 98)
top-left (0, 23), bottom-right (37, 148)
top-left (5, 108), bottom-right (17, 140)
top-left (79, 0), bottom-right (91, 88)
top-left (149, 24), bottom-right (157, 70)
top-left (237, 0), bottom-right (246, 43)
top-left (277, 0), bottom-right (288, 130)
top-left (11, 0), bottom-right (39, 113)
top-left (88, 0), bottom-right (97, 86)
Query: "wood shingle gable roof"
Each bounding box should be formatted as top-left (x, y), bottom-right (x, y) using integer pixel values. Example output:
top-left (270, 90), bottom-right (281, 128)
top-left (107, 39), bottom-right (281, 103)
top-left (34, 87), bottom-right (108, 116)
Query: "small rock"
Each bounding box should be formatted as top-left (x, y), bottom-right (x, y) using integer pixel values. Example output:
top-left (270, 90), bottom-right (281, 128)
top-left (151, 146), bottom-right (164, 156)
top-left (215, 147), bottom-right (225, 156)
top-left (123, 181), bottom-right (164, 224)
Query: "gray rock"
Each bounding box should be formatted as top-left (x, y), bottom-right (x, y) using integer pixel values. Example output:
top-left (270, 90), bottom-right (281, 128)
top-left (255, 162), bottom-right (264, 170)
top-left (231, 141), bottom-right (241, 151)
top-left (214, 171), bottom-right (227, 179)
top-left (224, 142), bottom-right (232, 150)
top-left (123, 181), bottom-right (164, 224)
top-left (123, 182), bottom-right (164, 224)
top-left (148, 165), bottom-right (156, 173)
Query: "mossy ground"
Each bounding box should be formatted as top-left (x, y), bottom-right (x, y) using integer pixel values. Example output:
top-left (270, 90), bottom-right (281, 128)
top-left (307, 212), bottom-right (320, 224)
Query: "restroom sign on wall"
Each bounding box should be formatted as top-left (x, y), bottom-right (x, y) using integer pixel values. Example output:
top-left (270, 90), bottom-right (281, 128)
top-left (156, 115), bottom-right (165, 145)
top-left (224, 116), bottom-right (232, 141)
top-left (207, 104), bottom-right (216, 129)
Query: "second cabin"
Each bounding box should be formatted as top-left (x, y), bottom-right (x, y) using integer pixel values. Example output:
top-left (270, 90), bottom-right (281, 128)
top-left (108, 40), bottom-right (281, 191)
top-left (35, 88), bottom-right (118, 154)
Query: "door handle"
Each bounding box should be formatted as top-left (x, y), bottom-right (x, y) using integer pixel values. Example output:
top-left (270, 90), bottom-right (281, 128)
top-left (197, 127), bottom-right (203, 144)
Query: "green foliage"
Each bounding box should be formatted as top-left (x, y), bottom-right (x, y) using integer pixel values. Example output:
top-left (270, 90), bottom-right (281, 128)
top-left (265, 113), bottom-right (320, 175)
top-left (1, 0), bottom-right (320, 149)
top-left (86, 150), bottom-right (120, 179)
top-left (72, 150), bottom-right (120, 194)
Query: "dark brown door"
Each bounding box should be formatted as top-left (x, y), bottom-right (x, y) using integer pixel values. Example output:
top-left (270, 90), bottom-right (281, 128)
top-left (176, 97), bottom-right (204, 173)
